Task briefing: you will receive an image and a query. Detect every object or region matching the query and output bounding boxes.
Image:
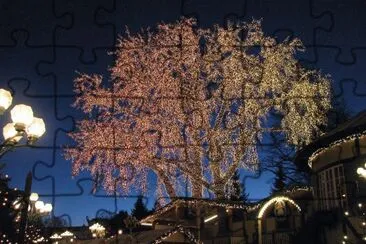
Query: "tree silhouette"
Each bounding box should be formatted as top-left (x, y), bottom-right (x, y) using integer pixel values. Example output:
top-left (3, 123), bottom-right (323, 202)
top-left (271, 162), bottom-right (287, 194)
top-left (131, 196), bottom-right (149, 220)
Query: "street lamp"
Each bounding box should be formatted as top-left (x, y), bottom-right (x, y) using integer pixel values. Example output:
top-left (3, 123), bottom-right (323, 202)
top-left (26, 117), bottom-right (46, 144)
top-left (43, 203), bottom-right (52, 212)
top-left (3, 123), bottom-right (22, 143)
top-left (29, 192), bottom-right (39, 202)
top-left (10, 104), bottom-right (34, 132)
top-left (0, 88), bottom-right (47, 243)
top-left (0, 89), bottom-right (12, 115)
top-left (0, 88), bottom-right (46, 156)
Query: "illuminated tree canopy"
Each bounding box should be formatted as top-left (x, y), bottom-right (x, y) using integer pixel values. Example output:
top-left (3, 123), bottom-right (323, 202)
top-left (65, 18), bottom-right (331, 199)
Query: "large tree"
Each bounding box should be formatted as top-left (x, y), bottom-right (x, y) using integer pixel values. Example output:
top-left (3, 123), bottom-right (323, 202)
top-left (65, 18), bottom-right (331, 199)
top-left (262, 96), bottom-right (351, 187)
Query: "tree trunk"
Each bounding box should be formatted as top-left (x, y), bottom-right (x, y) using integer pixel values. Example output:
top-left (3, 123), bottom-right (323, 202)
top-left (192, 179), bottom-right (202, 198)
top-left (156, 169), bottom-right (176, 198)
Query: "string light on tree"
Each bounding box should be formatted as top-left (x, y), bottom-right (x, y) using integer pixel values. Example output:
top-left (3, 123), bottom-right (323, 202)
top-left (65, 18), bottom-right (331, 199)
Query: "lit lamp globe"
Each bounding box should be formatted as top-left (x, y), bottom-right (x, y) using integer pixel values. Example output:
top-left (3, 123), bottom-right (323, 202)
top-left (26, 117), bottom-right (46, 144)
top-left (3, 123), bottom-right (22, 143)
top-left (357, 167), bottom-right (365, 176)
top-left (44, 203), bottom-right (52, 213)
top-left (0, 89), bottom-right (12, 115)
top-left (10, 104), bottom-right (33, 132)
top-left (29, 193), bottom-right (39, 202)
top-left (35, 200), bottom-right (44, 211)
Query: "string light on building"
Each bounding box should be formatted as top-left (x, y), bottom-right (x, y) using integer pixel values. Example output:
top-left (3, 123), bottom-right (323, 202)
top-left (50, 234), bottom-right (62, 240)
top-left (89, 223), bottom-right (106, 238)
top-left (257, 196), bottom-right (301, 219)
top-left (151, 225), bottom-right (202, 244)
top-left (308, 132), bottom-right (366, 168)
top-left (204, 214), bottom-right (218, 223)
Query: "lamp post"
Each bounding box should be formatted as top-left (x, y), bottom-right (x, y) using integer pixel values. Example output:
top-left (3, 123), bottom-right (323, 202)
top-left (0, 88), bottom-right (46, 243)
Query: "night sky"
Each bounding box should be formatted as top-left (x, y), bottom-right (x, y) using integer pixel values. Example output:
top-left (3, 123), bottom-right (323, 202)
top-left (1, 0), bottom-right (366, 226)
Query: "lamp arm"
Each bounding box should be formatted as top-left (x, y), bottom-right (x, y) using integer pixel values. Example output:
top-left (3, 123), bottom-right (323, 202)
top-left (0, 132), bottom-right (38, 159)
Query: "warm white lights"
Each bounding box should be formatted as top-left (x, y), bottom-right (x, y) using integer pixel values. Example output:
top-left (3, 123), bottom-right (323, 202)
top-left (118, 229), bottom-right (123, 234)
top-left (35, 200), bottom-right (44, 210)
top-left (43, 203), bottom-right (53, 212)
top-left (0, 89), bottom-right (12, 114)
top-left (10, 104), bottom-right (34, 131)
top-left (344, 211), bottom-right (349, 216)
top-left (141, 222), bottom-right (153, 226)
top-left (3, 123), bottom-right (22, 142)
top-left (357, 164), bottom-right (366, 178)
top-left (89, 223), bottom-right (106, 238)
top-left (12, 199), bottom-right (21, 210)
top-left (26, 117), bottom-right (46, 139)
top-left (204, 214), bottom-right (218, 223)
top-left (60, 231), bottom-right (73, 237)
top-left (258, 196), bottom-right (301, 219)
top-left (1, 103), bottom-right (46, 145)
top-left (29, 192), bottom-right (39, 202)
top-left (89, 223), bottom-right (105, 231)
top-left (50, 234), bottom-right (62, 240)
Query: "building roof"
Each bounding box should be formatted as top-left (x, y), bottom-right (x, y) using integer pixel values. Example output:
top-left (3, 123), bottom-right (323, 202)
top-left (140, 197), bottom-right (247, 224)
top-left (295, 110), bottom-right (366, 169)
top-left (140, 187), bottom-right (312, 224)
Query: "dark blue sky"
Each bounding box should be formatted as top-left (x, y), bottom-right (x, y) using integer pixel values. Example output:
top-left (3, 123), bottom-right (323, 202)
top-left (1, 0), bottom-right (366, 226)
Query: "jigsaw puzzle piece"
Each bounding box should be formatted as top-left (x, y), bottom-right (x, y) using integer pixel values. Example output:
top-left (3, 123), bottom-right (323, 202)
top-left (53, 0), bottom-right (115, 63)
top-left (310, 47), bottom-right (366, 113)
top-left (0, 31), bottom-right (55, 96)
top-left (33, 157), bottom-right (147, 226)
top-left (0, 0), bottom-right (69, 46)
top-left (37, 47), bottom-right (112, 96)
top-left (246, 0), bottom-right (332, 63)
top-left (182, 0), bottom-right (246, 27)
top-left (96, 0), bottom-right (181, 39)
top-left (313, 0), bottom-right (366, 64)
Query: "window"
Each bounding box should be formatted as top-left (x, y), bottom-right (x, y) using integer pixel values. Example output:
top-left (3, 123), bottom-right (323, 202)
top-left (318, 165), bottom-right (346, 210)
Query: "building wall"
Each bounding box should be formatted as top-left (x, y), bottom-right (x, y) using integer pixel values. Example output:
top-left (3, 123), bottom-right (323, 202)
top-left (311, 136), bottom-right (366, 212)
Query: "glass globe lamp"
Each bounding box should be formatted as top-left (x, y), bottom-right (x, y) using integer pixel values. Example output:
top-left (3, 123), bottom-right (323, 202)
top-left (0, 89), bottom-right (12, 115)
top-left (3, 123), bottom-right (22, 143)
top-left (29, 193), bottom-right (39, 202)
top-left (35, 200), bottom-right (44, 211)
top-left (10, 104), bottom-right (34, 131)
top-left (44, 203), bottom-right (52, 212)
top-left (26, 117), bottom-right (46, 143)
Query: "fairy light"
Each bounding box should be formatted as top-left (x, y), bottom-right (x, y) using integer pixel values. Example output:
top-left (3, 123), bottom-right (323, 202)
top-left (308, 132), bottom-right (366, 168)
top-left (152, 225), bottom-right (201, 244)
top-left (204, 214), bottom-right (218, 223)
top-left (258, 196), bottom-right (301, 218)
top-left (140, 198), bottom-right (247, 224)
top-left (65, 17), bottom-right (331, 198)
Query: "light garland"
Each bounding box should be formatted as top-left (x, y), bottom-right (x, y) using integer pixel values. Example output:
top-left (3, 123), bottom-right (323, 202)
top-left (152, 225), bottom-right (202, 244)
top-left (140, 198), bottom-right (247, 224)
top-left (66, 17), bottom-right (331, 198)
top-left (257, 196), bottom-right (301, 219)
top-left (308, 131), bottom-right (366, 168)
